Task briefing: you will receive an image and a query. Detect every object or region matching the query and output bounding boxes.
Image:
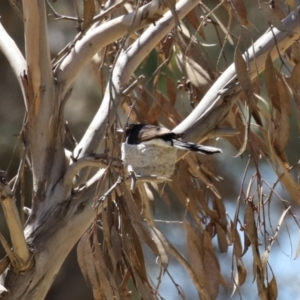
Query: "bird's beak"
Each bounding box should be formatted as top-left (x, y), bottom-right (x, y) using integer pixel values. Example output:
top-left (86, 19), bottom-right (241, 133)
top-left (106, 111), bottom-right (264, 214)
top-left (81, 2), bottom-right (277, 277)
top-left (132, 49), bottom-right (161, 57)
top-left (116, 128), bottom-right (124, 133)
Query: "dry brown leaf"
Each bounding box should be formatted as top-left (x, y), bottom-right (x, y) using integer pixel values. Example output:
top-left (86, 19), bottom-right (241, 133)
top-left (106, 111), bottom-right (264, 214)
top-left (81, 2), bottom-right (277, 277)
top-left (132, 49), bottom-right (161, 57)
top-left (205, 221), bottom-right (215, 238)
top-left (110, 225), bottom-right (123, 264)
top-left (137, 183), bottom-right (154, 226)
top-left (267, 276), bottom-right (278, 300)
top-left (251, 252), bottom-right (258, 284)
top-left (231, 0), bottom-right (248, 26)
top-left (135, 97), bottom-right (150, 123)
top-left (131, 226), bottom-right (148, 282)
top-left (264, 132), bottom-right (300, 203)
top-left (176, 32), bottom-right (214, 94)
top-left (185, 222), bottom-right (211, 300)
top-left (170, 174), bottom-right (196, 214)
top-left (186, 166), bottom-right (221, 200)
top-left (173, 161), bottom-right (214, 219)
top-left (186, 8), bottom-right (206, 39)
top-left (121, 224), bottom-right (156, 300)
top-left (232, 223), bottom-right (243, 258)
top-left (249, 130), bottom-right (269, 156)
top-left (188, 188), bottom-right (219, 220)
top-left (245, 202), bottom-right (258, 247)
top-left (121, 218), bottom-right (149, 288)
top-left (251, 77), bottom-right (261, 95)
top-left (121, 183), bottom-right (169, 268)
top-left (93, 235), bottom-right (119, 300)
top-left (161, 34), bottom-right (174, 60)
top-left (267, 70), bottom-right (291, 157)
top-left (273, 110), bottom-right (290, 155)
top-left (203, 249), bottom-right (220, 300)
top-left (240, 93), bottom-right (262, 127)
top-left (156, 91), bottom-right (183, 127)
top-left (242, 202), bottom-right (257, 256)
top-left (265, 52), bottom-right (281, 112)
top-left (232, 259), bottom-right (247, 297)
top-left (101, 204), bottom-right (119, 272)
top-left (203, 230), bottom-right (214, 251)
top-left (148, 74), bottom-right (162, 123)
top-left (195, 153), bottom-right (220, 179)
top-left (176, 53), bottom-right (214, 94)
top-left (123, 100), bottom-right (138, 122)
top-left (77, 231), bottom-right (116, 300)
top-left (166, 76), bottom-right (177, 105)
top-left (82, 0), bottom-right (95, 31)
top-left (143, 183), bottom-right (156, 216)
top-left (234, 48), bottom-right (256, 156)
top-left (130, 268), bottom-right (156, 300)
top-left (291, 62), bottom-right (300, 92)
top-left (149, 89), bottom-right (182, 127)
top-left (261, 206), bottom-right (290, 277)
top-left (102, 203), bottom-right (112, 244)
top-left (237, 259), bottom-right (247, 286)
top-left (185, 149), bottom-right (220, 180)
top-left (214, 196), bottom-right (227, 229)
top-left (260, 2), bottom-right (286, 31)
top-left (286, 42), bottom-right (300, 65)
top-left (240, 76), bottom-right (262, 126)
top-left (276, 71), bottom-right (291, 116)
top-left (215, 223), bottom-right (228, 253)
top-left (222, 108), bottom-right (243, 151)
top-left (203, 231), bottom-right (225, 294)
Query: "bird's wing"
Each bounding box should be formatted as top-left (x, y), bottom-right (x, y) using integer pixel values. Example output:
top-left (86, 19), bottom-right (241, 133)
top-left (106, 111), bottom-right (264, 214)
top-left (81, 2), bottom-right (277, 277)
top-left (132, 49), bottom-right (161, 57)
top-left (137, 125), bottom-right (174, 142)
top-left (172, 139), bottom-right (222, 154)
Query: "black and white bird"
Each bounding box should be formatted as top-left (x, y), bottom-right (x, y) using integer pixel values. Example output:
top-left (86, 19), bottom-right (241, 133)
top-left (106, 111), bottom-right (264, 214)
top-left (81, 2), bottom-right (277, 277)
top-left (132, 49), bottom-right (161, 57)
top-left (123, 124), bottom-right (222, 155)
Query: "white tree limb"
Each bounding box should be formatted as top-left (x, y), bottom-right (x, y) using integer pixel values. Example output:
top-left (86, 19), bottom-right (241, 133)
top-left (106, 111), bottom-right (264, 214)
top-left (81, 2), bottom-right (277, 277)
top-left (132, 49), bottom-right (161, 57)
top-left (55, 0), bottom-right (168, 93)
top-left (174, 6), bottom-right (300, 141)
top-left (74, 0), bottom-right (199, 158)
top-left (0, 169), bottom-right (107, 299)
top-left (0, 23), bottom-right (27, 110)
top-left (23, 0), bottom-right (53, 106)
top-left (23, 0), bottom-right (64, 193)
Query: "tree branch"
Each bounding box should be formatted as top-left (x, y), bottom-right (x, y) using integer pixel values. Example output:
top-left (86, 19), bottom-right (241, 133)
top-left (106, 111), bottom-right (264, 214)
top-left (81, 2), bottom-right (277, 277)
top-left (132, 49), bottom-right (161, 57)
top-left (74, 0), bottom-right (199, 159)
top-left (22, 0), bottom-right (53, 112)
top-left (0, 172), bottom-right (31, 271)
top-left (23, 0), bottom-right (64, 194)
top-left (173, 6), bottom-right (300, 141)
top-left (55, 0), bottom-right (168, 93)
top-left (0, 23), bottom-right (27, 110)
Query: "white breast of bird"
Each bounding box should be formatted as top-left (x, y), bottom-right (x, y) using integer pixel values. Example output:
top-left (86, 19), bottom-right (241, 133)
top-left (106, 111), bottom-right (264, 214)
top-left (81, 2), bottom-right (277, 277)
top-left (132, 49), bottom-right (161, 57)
top-left (141, 138), bottom-right (172, 148)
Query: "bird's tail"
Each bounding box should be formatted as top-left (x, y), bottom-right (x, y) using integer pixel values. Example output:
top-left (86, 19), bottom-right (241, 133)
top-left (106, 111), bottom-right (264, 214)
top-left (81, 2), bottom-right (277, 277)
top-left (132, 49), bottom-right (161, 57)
top-left (172, 139), bottom-right (222, 155)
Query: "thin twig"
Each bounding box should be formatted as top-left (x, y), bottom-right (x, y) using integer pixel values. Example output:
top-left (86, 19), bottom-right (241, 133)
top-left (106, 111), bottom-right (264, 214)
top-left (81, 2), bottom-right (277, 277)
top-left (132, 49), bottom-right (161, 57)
top-left (8, 0), bottom-right (23, 21)
top-left (93, 176), bottom-right (123, 208)
top-left (47, 0), bottom-right (82, 22)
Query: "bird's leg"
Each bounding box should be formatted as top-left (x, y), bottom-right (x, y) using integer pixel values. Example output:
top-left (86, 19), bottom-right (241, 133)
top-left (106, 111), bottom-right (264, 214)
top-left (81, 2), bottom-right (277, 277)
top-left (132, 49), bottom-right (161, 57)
top-left (127, 164), bottom-right (138, 192)
top-left (93, 176), bottom-right (123, 208)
